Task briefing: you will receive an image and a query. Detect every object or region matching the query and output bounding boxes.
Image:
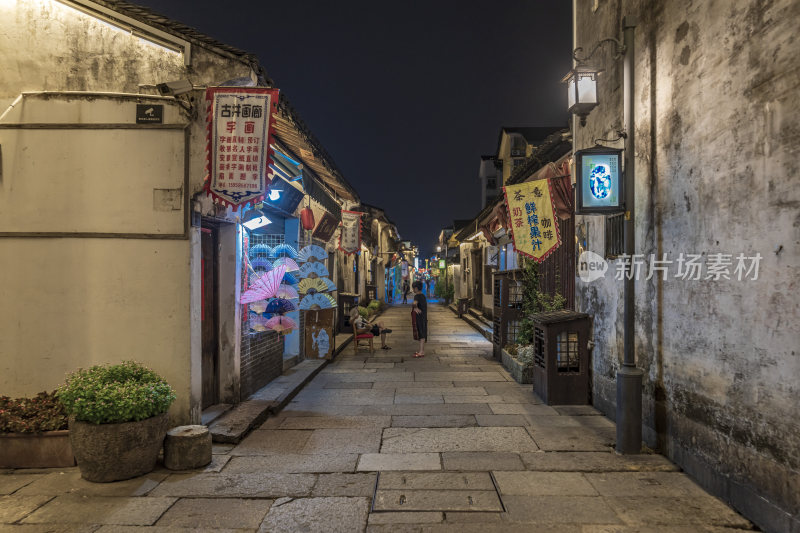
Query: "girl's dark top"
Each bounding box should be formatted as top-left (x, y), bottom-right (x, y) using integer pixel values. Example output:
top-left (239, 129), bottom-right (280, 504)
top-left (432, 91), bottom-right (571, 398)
top-left (413, 293), bottom-right (427, 318)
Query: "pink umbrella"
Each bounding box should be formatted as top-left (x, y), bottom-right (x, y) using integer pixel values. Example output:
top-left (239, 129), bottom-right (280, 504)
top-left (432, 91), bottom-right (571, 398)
top-left (266, 315), bottom-right (298, 334)
top-left (250, 315), bottom-right (270, 332)
top-left (240, 265), bottom-right (287, 304)
top-left (275, 284), bottom-right (299, 300)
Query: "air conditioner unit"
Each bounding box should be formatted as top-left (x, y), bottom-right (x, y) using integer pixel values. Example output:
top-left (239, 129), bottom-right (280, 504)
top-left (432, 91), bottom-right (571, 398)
top-left (510, 149), bottom-right (524, 157)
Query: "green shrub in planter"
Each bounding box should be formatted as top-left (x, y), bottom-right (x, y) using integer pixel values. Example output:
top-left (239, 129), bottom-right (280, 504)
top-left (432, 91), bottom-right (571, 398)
top-left (57, 361), bottom-right (176, 424)
top-left (367, 300), bottom-right (381, 313)
top-left (357, 306), bottom-right (369, 319)
top-left (0, 391), bottom-right (68, 434)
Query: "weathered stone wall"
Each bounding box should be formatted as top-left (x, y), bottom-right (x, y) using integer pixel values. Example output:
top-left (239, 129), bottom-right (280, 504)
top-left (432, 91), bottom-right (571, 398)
top-left (0, 0), bottom-right (256, 423)
top-left (574, 1), bottom-right (800, 531)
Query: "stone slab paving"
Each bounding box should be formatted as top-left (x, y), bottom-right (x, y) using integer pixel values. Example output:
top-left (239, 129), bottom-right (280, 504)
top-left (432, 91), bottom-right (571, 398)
top-left (0, 304), bottom-right (752, 531)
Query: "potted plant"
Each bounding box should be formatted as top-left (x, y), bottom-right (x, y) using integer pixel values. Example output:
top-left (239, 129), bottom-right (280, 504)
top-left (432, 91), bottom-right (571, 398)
top-left (0, 391), bottom-right (74, 468)
top-left (434, 278), bottom-right (454, 305)
top-left (57, 361), bottom-right (176, 483)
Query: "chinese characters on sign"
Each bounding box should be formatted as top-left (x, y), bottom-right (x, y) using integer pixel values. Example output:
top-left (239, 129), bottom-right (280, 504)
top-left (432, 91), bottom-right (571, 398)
top-left (312, 211), bottom-right (339, 242)
top-left (338, 210), bottom-right (363, 255)
top-left (503, 179), bottom-right (561, 262)
top-left (205, 87), bottom-right (279, 207)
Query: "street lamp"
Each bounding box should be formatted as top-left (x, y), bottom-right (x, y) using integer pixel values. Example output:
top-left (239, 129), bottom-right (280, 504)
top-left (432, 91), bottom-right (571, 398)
top-left (566, 17), bottom-right (643, 455)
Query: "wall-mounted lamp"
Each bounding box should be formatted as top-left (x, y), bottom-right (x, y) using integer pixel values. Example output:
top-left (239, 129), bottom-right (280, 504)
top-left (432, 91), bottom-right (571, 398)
top-left (563, 37), bottom-right (625, 127)
top-left (562, 67), bottom-right (601, 127)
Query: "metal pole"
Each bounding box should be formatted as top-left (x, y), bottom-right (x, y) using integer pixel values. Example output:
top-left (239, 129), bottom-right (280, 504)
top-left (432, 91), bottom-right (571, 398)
top-left (616, 15), bottom-right (643, 455)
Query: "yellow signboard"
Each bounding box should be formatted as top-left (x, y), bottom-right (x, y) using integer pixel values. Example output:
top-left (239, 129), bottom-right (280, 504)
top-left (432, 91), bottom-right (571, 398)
top-left (503, 179), bottom-right (561, 262)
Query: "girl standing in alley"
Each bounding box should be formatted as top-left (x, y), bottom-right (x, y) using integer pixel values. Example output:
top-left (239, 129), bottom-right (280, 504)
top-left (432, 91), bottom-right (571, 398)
top-left (411, 280), bottom-right (427, 357)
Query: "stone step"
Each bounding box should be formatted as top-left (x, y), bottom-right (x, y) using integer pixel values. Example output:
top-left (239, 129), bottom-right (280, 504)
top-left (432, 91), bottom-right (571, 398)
top-left (450, 305), bottom-right (493, 342)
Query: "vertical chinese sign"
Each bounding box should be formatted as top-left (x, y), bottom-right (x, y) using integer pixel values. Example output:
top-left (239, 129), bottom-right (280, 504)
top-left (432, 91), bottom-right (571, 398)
top-left (503, 179), bottom-right (561, 262)
top-left (205, 87), bottom-right (280, 208)
top-left (338, 210), bottom-right (362, 255)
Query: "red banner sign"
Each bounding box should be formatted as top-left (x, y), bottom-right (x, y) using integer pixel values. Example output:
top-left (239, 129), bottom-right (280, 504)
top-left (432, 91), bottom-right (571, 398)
top-left (205, 87), bottom-right (279, 208)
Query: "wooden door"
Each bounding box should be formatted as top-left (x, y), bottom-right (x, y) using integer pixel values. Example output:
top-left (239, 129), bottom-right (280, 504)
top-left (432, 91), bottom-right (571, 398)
top-left (201, 226), bottom-right (219, 409)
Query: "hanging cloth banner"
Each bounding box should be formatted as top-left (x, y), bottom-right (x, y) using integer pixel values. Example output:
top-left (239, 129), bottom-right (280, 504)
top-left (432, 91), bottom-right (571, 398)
top-left (338, 210), bottom-right (363, 255)
top-left (205, 87), bottom-right (280, 208)
top-left (503, 179), bottom-right (561, 263)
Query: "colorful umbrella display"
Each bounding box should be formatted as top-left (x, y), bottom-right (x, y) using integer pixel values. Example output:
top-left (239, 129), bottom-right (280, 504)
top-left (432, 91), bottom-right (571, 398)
top-left (282, 272), bottom-right (299, 285)
top-left (275, 284), bottom-right (299, 300)
top-left (266, 315), bottom-right (298, 334)
top-left (298, 245), bottom-right (327, 263)
top-left (240, 265), bottom-right (287, 304)
top-left (298, 261), bottom-right (329, 279)
top-left (249, 314), bottom-right (271, 332)
top-left (272, 243), bottom-right (298, 259)
top-left (265, 298), bottom-right (296, 315)
top-left (273, 257), bottom-right (299, 272)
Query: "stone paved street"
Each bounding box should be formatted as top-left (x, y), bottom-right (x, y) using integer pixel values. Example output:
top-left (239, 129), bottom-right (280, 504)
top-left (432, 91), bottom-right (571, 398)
top-left (0, 304), bottom-right (753, 532)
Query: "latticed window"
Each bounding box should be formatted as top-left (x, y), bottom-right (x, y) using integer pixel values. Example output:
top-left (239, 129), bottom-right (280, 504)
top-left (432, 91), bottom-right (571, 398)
top-left (534, 327), bottom-right (545, 368)
top-left (556, 331), bottom-right (580, 373)
top-left (508, 280), bottom-right (523, 309)
top-left (507, 319), bottom-right (521, 345)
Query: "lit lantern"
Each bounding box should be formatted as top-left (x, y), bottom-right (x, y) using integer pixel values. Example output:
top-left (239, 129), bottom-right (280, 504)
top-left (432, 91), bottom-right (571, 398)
top-left (300, 206), bottom-right (315, 230)
top-left (562, 66), bottom-right (600, 126)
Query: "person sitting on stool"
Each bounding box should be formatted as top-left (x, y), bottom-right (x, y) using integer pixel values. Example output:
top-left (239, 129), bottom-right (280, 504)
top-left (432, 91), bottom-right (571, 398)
top-left (349, 307), bottom-right (392, 350)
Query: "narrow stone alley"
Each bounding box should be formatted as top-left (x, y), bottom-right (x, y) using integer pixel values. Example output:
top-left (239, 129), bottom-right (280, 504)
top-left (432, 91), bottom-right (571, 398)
top-left (0, 303), bottom-right (753, 532)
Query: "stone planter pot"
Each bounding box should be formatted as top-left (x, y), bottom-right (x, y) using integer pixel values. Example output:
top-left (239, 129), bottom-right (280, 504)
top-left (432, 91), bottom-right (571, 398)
top-left (69, 413), bottom-right (169, 483)
top-left (501, 349), bottom-right (534, 384)
top-left (0, 430), bottom-right (75, 468)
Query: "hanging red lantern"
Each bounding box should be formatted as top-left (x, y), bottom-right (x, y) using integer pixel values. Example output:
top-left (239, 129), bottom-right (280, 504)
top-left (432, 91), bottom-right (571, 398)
top-left (300, 206), bottom-right (315, 230)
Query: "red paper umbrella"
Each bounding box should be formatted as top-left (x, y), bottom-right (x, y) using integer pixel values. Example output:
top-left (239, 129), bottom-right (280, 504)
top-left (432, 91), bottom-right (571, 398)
top-left (265, 315), bottom-right (298, 334)
top-left (240, 265), bottom-right (287, 304)
top-left (300, 207), bottom-right (315, 231)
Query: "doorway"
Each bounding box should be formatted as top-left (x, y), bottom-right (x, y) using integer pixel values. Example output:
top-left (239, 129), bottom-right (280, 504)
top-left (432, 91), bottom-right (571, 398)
top-left (472, 249), bottom-right (483, 309)
top-left (201, 226), bottom-right (219, 409)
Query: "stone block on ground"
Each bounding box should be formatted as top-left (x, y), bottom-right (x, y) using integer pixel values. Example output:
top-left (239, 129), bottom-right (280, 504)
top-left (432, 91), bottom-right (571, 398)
top-left (164, 425), bottom-right (212, 470)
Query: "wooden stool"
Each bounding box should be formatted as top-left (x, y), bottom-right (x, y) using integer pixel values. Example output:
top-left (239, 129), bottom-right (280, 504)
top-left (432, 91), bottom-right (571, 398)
top-left (354, 333), bottom-right (374, 354)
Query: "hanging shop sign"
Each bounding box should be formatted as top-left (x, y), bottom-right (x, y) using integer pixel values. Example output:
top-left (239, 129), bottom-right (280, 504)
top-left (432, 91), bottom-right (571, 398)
top-left (401, 259), bottom-right (409, 279)
top-left (574, 147), bottom-right (624, 214)
top-left (486, 245), bottom-right (499, 267)
top-left (338, 210), bottom-right (363, 255)
top-left (205, 87), bottom-right (279, 208)
top-left (313, 211), bottom-right (339, 242)
top-left (263, 175), bottom-right (304, 214)
top-left (503, 179), bottom-right (561, 263)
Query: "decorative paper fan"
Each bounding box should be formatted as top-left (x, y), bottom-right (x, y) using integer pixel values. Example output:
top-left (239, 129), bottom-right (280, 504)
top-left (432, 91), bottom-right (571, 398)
top-left (250, 244), bottom-right (273, 257)
top-left (282, 272), bottom-right (299, 285)
top-left (250, 257), bottom-right (273, 271)
top-left (265, 298), bottom-right (296, 314)
top-left (272, 244), bottom-right (298, 259)
top-left (249, 300), bottom-right (269, 314)
top-left (240, 265), bottom-right (287, 304)
top-left (323, 294), bottom-right (337, 308)
top-left (265, 315), bottom-right (298, 334)
top-left (273, 257), bottom-right (300, 272)
top-left (298, 261), bottom-right (329, 279)
top-left (275, 284), bottom-right (299, 300)
top-left (298, 278), bottom-right (327, 294)
top-left (298, 245), bottom-right (327, 263)
top-left (318, 277), bottom-right (337, 292)
top-left (249, 315), bottom-right (271, 332)
top-left (299, 293), bottom-right (334, 310)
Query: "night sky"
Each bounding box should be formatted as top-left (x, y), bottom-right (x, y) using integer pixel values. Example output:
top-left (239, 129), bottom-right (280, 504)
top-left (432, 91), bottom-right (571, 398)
top-left (135, 0), bottom-right (573, 256)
